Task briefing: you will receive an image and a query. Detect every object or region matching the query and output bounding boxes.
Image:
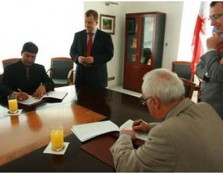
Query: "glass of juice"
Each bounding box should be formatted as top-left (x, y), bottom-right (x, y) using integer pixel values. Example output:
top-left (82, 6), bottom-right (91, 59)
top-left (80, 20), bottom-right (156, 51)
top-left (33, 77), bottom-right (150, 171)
top-left (50, 125), bottom-right (64, 151)
top-left (8, 95), bottom-right (18, 114)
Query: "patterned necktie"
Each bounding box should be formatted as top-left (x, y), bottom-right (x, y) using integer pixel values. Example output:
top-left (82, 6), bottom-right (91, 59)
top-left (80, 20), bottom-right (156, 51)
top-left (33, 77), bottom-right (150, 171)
top-left (26, 68), bottom-right (30, 80)
top-left (86, 32), bottom-right (93, 56)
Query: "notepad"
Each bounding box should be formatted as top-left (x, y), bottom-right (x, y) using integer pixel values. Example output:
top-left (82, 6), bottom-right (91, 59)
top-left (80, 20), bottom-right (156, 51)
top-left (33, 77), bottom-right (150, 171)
top-left (71, 119), bottom-right (148, 142)
top-left (18, 91), bottom-right (67, 106)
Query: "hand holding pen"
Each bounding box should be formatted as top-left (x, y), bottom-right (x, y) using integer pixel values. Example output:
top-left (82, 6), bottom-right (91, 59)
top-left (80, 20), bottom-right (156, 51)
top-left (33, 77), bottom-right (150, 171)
top-left (132, 119), bottom-right (150, 132)
top-left (17, 89), bottom-right (29, 101)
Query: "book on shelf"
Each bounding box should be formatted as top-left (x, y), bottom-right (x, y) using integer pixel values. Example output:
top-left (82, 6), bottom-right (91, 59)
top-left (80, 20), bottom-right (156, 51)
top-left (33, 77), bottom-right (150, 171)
top-left (18, 91), bottom-right (67, 106)
top-left (71, 119), bottom-right (148, 142)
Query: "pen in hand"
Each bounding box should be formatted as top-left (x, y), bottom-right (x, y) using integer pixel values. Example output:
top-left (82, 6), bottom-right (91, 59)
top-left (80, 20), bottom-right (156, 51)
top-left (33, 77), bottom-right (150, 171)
top-left (133, 120), bottom-right (142, 127)
top-left (17, 88), bottom-right (22, 92)
top-left (16, 88), bottom-right (29, 101)
top-left (132, 119), bottom-right (150, 132)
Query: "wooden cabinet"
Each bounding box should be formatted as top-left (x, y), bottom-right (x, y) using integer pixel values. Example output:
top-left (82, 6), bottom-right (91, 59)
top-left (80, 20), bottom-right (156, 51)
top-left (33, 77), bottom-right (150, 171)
top-left (123, 12), bottom-right (166, 92)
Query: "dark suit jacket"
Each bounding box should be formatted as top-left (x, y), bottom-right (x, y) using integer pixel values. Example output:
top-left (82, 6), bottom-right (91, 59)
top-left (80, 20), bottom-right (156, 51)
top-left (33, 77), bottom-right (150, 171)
top-left (0, 60), bottom-right (55, 97)
top-left (70, 29), bottom-right (114, 88)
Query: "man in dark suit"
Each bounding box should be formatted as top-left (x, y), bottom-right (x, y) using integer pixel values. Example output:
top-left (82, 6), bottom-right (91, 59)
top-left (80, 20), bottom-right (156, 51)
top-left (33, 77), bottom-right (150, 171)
top-left (70, 9), bottom-right (114, 88)
top-left (0, 42), bottom-right (55, 101)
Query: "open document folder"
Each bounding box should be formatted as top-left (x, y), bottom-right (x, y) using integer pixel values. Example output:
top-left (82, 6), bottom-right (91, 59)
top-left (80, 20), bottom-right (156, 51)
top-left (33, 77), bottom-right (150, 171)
top-left (18, 91), bottom-right (67, 106)
top-left (71, 119), bottom-right (148, 142)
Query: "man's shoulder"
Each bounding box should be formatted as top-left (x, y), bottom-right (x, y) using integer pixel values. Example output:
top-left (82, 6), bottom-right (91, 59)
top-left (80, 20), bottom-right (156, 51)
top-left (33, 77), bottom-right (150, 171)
top-left (4, 61), bottom-right (21, 71)
top-left (75, 29), bottom-right (86, 35)
top-left (96, 29), bottom-right (110, 36)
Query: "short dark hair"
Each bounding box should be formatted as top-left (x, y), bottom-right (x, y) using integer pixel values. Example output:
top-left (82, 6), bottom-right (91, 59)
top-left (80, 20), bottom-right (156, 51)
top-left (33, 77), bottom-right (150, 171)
top-left (85, 9), bottom-right (98, 21)
top-left (210, 1), bottom-right (223, 7)
top-left (21, 42), bottom-right (38, 54)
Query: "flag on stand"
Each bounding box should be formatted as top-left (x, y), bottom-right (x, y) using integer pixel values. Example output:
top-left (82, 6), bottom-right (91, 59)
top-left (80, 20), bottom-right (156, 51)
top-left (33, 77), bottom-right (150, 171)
top-left (191, 2), bottom-right (208, 74)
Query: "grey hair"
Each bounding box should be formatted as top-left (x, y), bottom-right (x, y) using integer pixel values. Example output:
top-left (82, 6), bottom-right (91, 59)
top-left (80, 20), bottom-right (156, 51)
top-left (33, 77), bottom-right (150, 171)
top-left (142, 68), bottom-right (185, 104)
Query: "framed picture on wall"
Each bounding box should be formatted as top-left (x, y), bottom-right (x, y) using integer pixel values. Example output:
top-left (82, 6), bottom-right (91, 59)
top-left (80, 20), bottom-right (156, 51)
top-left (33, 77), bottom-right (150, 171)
top-left (100, 14), bottom-right (115, 34)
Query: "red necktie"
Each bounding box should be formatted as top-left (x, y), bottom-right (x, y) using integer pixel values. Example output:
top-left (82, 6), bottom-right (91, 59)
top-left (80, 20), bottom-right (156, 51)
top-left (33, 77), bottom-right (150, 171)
top-left (86, 32), bottom-right (93, 56)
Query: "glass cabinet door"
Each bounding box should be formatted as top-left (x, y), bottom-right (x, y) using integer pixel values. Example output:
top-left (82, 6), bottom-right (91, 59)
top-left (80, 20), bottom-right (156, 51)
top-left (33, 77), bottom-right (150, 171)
top-left (126, 17), bottom-right (138, 63)
top-left (140, 16), bottom-right (154, 65)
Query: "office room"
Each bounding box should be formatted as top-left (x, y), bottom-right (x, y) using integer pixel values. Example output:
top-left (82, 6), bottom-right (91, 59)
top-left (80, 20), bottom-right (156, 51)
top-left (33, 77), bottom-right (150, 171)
top-left (0, 1), bottom-right (208, 91)
top-left (1, 0), bottom-right (223, 172)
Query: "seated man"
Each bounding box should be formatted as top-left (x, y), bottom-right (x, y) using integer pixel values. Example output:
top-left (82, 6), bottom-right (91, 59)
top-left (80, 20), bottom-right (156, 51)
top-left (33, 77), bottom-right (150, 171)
top-left (110, 68), bottom-right (223, 172)
top-left (0, 42), bottom-right (55, 100)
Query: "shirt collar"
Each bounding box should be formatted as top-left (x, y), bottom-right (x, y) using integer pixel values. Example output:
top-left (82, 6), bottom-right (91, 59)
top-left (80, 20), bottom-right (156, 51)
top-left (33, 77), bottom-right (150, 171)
top-left (87, 28), bottom-right (97, 34)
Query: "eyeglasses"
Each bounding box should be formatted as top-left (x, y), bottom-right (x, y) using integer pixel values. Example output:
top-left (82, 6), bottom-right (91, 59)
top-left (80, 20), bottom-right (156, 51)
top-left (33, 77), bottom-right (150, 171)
top-left (141, 96), bottom-right (152, 105)
top-left (208, 13), bottom-right (223, 21)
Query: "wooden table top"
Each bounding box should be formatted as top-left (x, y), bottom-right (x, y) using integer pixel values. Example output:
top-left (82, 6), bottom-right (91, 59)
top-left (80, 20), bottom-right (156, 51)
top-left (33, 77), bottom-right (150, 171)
top-left (0, 85), bottom-right (153, 172)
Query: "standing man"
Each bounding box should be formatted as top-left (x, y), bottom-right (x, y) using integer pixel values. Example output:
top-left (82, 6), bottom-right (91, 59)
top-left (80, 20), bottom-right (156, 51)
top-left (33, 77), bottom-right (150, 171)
top-left (0, 42), bottom-right (55, 100)
top-left (70, 9), bottom-right (114, 88)
top-left (196, 1), bottom-right (223, 118)
top-left (110, 68), bottom-right (223, 172)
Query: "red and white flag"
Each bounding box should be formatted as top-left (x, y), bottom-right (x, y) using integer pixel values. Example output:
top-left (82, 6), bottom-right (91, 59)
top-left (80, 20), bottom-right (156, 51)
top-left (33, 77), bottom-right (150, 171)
top-left (191, 2), bottom-right (209, 74)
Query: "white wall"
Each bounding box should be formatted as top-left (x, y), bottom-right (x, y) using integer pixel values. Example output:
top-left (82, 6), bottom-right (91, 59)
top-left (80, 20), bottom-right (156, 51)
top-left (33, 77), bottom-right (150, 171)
top-left (0, 0), bottom-right (84, 73)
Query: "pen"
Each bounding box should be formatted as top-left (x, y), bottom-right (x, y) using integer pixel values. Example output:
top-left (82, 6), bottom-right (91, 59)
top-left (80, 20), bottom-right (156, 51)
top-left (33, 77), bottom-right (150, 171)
top-left (17, 88), bottom-right (22, 92)
top-left (133, 120), bottom-right (142, 127)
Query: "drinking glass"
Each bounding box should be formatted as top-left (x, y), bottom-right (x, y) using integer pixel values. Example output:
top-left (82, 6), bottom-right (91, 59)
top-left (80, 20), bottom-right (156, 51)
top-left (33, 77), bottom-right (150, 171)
top-left (50, 125), bottom-right (64, 151)
top-left (8, 95), bottom-right (18, 114)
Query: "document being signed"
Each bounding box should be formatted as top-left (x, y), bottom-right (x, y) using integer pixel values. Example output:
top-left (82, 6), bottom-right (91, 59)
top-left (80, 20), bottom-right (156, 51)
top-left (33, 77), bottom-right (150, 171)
top-left (72, 119), bottom-right (148, 142)
top-left (18, 91), bottom-right (67, 106)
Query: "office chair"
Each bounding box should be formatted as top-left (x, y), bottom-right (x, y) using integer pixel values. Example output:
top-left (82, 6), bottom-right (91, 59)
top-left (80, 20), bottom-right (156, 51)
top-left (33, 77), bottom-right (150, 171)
top-left (180, 77), bottom-right (195, 99)
top-left (47, 57), bottom-right (74, 87)
top-left (2, 58), bottom-right (21, 70)
top-left (172, 61), bottom-right (202, 102)
top-left (171, 61), bottom-right (193, 81)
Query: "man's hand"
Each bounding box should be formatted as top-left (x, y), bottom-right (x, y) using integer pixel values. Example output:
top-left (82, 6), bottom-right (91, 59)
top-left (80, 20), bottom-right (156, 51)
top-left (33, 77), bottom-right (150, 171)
top-left (78, 56), bottom-right (86, 64)
top-left (33, 85), bottom-right (46, 99)
top-left (85, 56), bottom-right (94, 64)
top-left (120, 129), bottom-right (136, 139)
top-left (16, 92), bottom-right (29, 101)
top-left (132, 119), bottom-right (150, 132)
top-left (220, 58), bottom-right (223, 64)
top-left (78, 56), bottom-right (93, 66)
top-left (206, 32), bottom-right (222, 50)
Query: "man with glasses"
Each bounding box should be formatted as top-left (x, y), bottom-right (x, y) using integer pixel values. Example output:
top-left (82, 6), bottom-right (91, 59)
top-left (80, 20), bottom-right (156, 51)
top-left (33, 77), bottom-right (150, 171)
top-left (196, 1), bottom-right (223, 119)
top-left (110, 68), bottom-right (223, 172)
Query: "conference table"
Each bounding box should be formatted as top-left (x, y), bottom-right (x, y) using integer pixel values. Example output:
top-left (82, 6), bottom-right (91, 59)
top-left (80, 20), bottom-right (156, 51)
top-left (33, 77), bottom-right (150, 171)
top-left (0, 85), bottom-right (154, 172)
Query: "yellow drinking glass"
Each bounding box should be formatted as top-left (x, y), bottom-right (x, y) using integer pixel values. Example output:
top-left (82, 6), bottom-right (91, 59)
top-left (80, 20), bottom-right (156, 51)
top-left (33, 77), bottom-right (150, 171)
top-left (50, 126), bottom-right (64, 151)
top-left (8, 96), bottom-right (18, 114)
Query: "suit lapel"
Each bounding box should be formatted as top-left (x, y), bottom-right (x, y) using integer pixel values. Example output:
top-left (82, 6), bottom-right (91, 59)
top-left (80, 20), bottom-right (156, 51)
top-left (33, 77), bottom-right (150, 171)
top-left (82, 31), bottom-right (87, 55)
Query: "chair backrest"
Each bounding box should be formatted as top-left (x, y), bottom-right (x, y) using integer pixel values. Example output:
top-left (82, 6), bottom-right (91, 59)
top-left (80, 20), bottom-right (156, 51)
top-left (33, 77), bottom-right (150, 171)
top-left (180, 77), bottom-right (195, 99)
top-left (172, 61), bottom-right (194, 81)
top-left (2, 58), bottom-right (21, 70)
top-left (50, 57), bottom-right (74, 79)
